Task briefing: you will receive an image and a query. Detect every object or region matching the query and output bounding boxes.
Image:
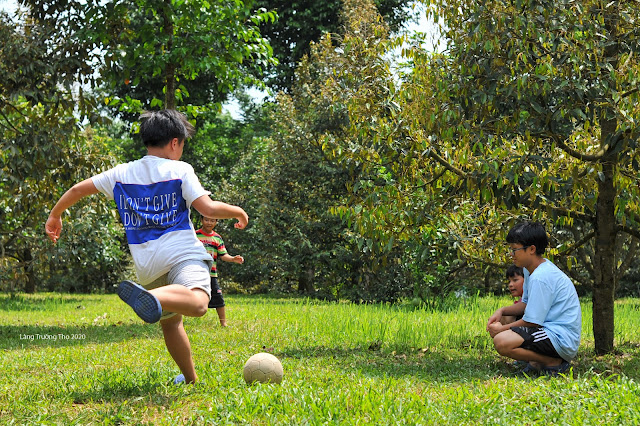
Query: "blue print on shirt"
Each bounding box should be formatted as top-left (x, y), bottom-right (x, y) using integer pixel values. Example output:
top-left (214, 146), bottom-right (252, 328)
top-left (113, 180), bottom-right (190, 244)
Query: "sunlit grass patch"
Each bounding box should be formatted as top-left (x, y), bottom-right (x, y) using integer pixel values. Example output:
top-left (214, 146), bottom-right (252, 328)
top-left (1, 293), bottom-right (640, 424)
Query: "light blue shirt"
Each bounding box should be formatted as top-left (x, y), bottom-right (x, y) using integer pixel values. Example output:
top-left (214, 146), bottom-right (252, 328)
top-left (522, 259), bottom-right (582, 361)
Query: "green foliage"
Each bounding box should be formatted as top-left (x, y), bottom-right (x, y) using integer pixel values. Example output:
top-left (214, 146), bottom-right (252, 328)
top-left (255, 0), bottom-right (415, 91)
top-left (0, 11), bottom-right (129, 292)
top-left (403, 0), bottom-right (640, 264)
top-left (421, 0), bottom-right (640, 355)
top-left (182, 111), bottom-right (255, 191)
top-left (0, 105), bottom-right (130, 292)
top-left (0, 0), bottom-right (281, 293)
top-left (92, 0), bottom-right (277, 112)
top-left (19, 0), bottom-right (277, 114)
top-left (225, 90), bottom-right (361, 297)
top-left (41, 201), bottom-right (131, 294)
top-left (331, 0), bottom-right (640, 351)
top-left (220, 0), bottom-right (418, 302)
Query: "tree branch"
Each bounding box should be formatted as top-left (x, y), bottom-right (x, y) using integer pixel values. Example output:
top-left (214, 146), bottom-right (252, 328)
top-left (577, 245), bottom-right (595, 280)
top-left (623, 208), bottom-right (640, 227)
top-left (617, 224), bottom-right (640, 240)
top-left (544, 204), bottom-right (596, 224)
top-left (557, 256), bottom-right (591, 288)
top-left (620, 87), bottom-right (639, 100)
top-left (616, 236), bottom-right (639, 280)
top-left (426, 147), bottom-right (467, 179)
top-left (455, 243), bottom-right (509, 269)
top-left (569, 226), bottom-right (595, 279)
top-left (552, 134), bottom-right (605, 163)
top-left (557, 230), bottom-right (595, 256)
top-left (0, 106), bottom-right (25, 135)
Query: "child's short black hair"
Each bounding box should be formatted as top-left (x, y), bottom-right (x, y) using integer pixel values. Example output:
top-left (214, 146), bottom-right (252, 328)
top-left (506, 221), bottom-right (548, 255)
top-left (139, 109), bottom-right (195, 147)
top-left (505, 264), bottom-right (524, 279)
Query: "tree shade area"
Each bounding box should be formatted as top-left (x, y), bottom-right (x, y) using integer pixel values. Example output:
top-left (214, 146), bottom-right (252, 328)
top-left (1, 0), bottom-right (639, 356)
top-left (254, 0), bottom-right (415, 91)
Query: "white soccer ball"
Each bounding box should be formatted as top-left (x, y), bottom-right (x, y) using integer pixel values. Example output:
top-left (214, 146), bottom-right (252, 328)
top-left (243, 352), bottom-right (283, 384)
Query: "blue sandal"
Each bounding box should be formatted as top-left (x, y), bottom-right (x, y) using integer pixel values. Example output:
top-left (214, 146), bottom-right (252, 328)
top-left (117, 280), bottom-right (162, 323)
top-left (174, 374), bottom-right (185, 385)
top-left (543, 361), bottom-right (571, 377)
top-left (515, 363), bottom-right (540, 378)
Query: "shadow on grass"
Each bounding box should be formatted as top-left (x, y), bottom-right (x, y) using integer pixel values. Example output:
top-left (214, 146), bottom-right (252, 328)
top-left (0, 293), bottom-right (94, 312)
top-left (0, 322), bottom-right (161, 350)
top-left (59, 367), bottom-right (198, 406)
top-left (279, 344), bottom-right (509, 382)
top-left (280, 343), bottom-right (640, 382)
top-left (68, 379), bottom-right (172, 405)
top-left (574, 342), bottom-right (640, 380)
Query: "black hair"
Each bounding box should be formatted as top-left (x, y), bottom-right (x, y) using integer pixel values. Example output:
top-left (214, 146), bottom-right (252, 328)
top-left (139, 109), bottom-right (195, 147)
top-left (505, 264), bottom-right (524, 279)
top-left (506, 221), bottom-right (548, 255)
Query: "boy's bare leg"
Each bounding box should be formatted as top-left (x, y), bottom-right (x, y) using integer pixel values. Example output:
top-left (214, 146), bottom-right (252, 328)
top-left (149, 285), bottom-right (210, 317)
top-left (493, 330), bottom-right (563, 367)
top-left (216, 307), bottom-right (227, 327)
top-left (160, 314), bottom-right (197, 383)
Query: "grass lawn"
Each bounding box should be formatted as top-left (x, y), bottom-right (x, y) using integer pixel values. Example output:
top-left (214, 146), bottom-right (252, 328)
top-left (1, 293), bottom-right (639, 424)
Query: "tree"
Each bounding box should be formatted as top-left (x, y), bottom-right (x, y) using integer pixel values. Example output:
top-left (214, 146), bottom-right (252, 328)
top-left (181, 110), bottom-right (254, 191)
top-left (221, 0), bottom-right (415, 302)
top-left (224, 89), bottom-right (356, 296)
top-left (1, 0), bottom-right (277, 292)
top-left (338, 0), bottom-right (640, 354)
top-left (100, 0), bottom-right (277, 112)
top-left (20, 0), bottom-right (277, 114)
top-left (0, 9), bottom-right (128, 293)
top-left (255, 0), bottom-right (415, 91)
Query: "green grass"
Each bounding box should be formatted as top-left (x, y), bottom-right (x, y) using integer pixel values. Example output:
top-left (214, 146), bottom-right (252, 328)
top-left (1, 293), bottom-right (640, 424)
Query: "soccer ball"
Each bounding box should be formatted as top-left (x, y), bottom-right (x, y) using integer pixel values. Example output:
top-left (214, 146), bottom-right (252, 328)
top-left (243, 352), bottom-right (283, 384)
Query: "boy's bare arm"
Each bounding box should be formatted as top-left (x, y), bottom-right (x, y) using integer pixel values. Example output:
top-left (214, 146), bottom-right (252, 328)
top-left (502, 302), bottom-right (526, 317)
top-left (488, 316), bottom-right (540, 337)
top-left (46, 179), bottom-right (100, 243)
top-left (221, 254), bottom-right (244, 264)
top-left (192, 196), bottom-right (249, 229)
top-left (487, 302), bottom-right (526, 328)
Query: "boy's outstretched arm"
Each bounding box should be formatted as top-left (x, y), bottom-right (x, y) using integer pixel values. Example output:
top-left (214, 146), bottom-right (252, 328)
top-left (46, 179), bottom-right (100, 243)
top-left (221, 254), bottom-right (244, 264)
top-left (192, 196), bottom-right (249, 229)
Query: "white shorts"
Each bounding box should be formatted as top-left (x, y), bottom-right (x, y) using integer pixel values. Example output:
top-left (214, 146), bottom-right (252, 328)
top-left (144, 259), bottom-right (212, 320)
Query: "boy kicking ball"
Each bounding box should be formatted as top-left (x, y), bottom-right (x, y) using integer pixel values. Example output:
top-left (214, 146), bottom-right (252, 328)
top-left (487, 221), bottom-right (581, 377)
top-left (46, 109), bottom-right (248, 385)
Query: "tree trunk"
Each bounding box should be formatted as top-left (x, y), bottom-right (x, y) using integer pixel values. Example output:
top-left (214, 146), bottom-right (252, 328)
top-left (592, 159), bottom-right (616, 354)
top-left (483, 267), bottom-right (491, 295)
top-left (162, 0), bottom-right (176, 109)
top-left (298, 267), bottom-right (315, 294)
top-left (591, 5), bottom-right (620, 356)
top-left (23, 248), bottom-right (36, 294)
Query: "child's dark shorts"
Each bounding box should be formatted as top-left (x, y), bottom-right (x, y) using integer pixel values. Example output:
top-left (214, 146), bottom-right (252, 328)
top-left (208, 277), bottom-right (225, 309)
top-left (511, 326), bottom-right (565, 361)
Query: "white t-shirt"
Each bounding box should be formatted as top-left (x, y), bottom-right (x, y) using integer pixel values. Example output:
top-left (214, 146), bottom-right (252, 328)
top-left (522, 259), bottom-right (582, 361)
top-left (92, 155), bottom-right (211, 285)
